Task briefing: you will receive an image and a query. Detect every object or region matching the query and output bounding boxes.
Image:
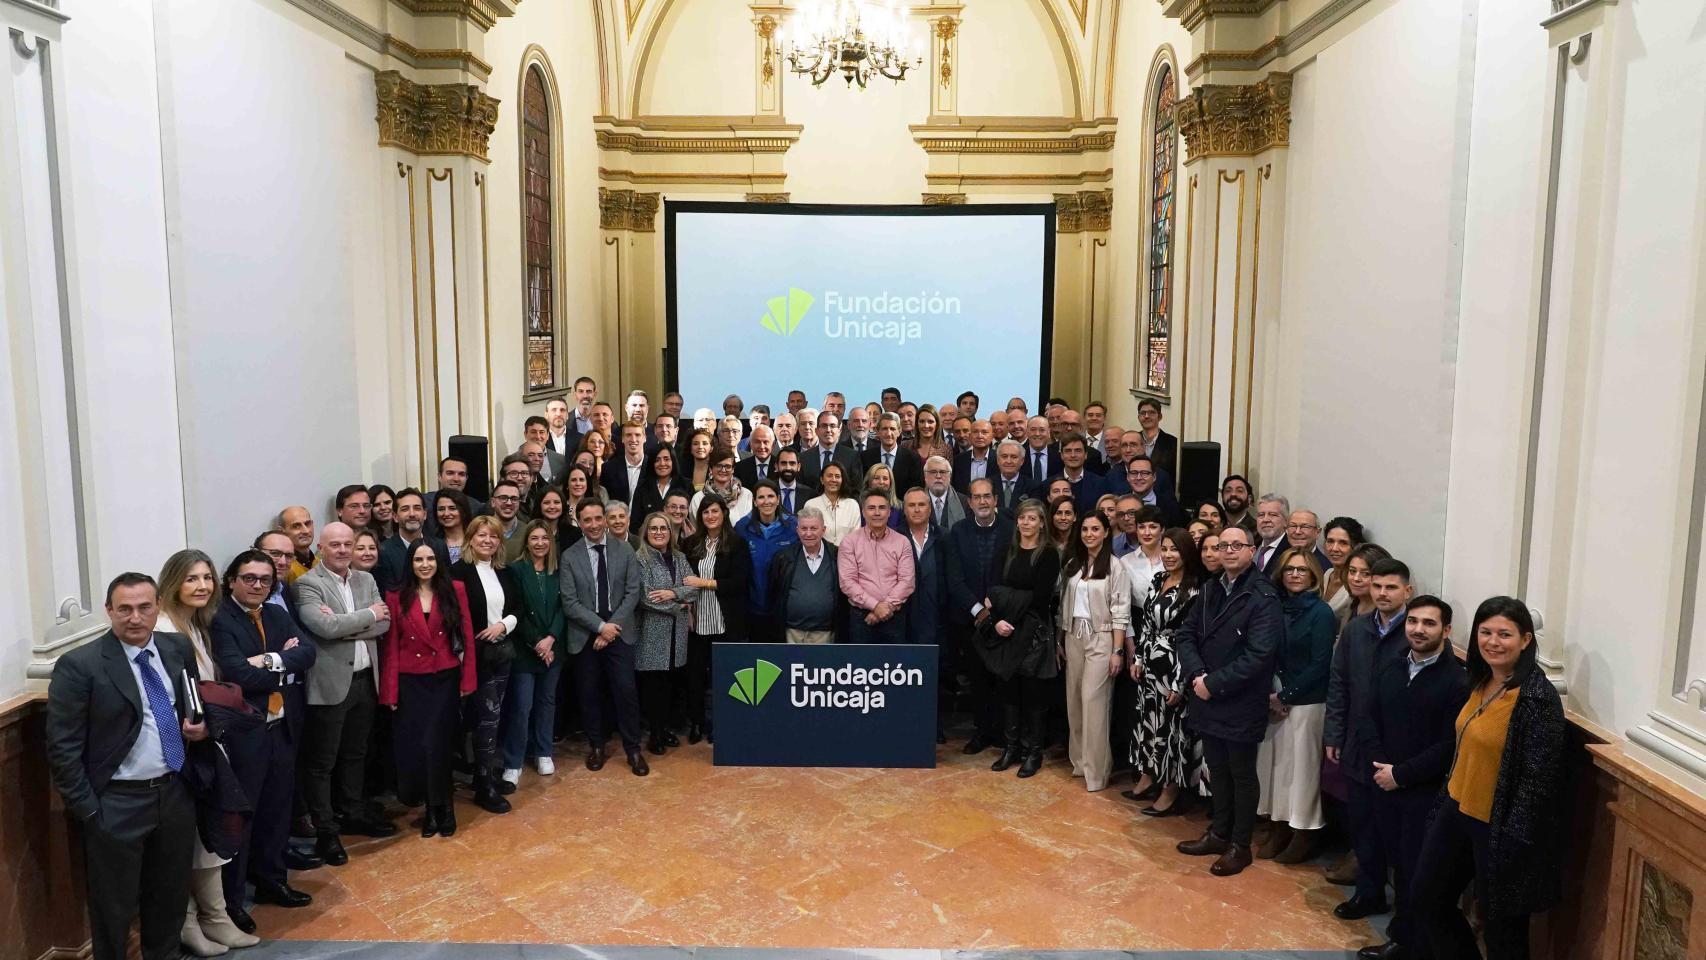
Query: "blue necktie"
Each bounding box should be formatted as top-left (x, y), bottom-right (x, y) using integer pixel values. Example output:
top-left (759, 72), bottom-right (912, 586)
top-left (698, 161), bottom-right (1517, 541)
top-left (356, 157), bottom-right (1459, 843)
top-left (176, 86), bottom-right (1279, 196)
top-left (137, 649), bottom-right (184, 772)
top-left (593, 544), bottom-right (610, 617)
top-left (783, 487), bottom-right (794, 513)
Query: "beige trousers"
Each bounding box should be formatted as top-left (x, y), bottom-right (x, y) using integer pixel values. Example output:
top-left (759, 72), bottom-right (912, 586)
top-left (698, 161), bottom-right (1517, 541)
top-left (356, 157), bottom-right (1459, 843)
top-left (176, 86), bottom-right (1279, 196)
top-left (1063, 617), bottom-right (1116, 791)
top-left (785, 628), bottom-right (834, 645)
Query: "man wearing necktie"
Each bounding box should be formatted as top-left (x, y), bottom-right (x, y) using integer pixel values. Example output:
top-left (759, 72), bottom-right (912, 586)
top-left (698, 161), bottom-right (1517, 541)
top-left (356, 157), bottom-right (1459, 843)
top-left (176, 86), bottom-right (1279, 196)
top-left (47, 573), bottom-right (208, 960)
top-left (861, 413), bottom-right (924, 493)
top-left (991, 440), bottom-right (1034, 517)
top-left (734, 425), bottom-right (778, 490)
top-left (772, 449), bottom-right (817, 517)
top-left (212, 550), bottom-right (320, 924)
top-left (1020, 415), bottom-right (1059, 486)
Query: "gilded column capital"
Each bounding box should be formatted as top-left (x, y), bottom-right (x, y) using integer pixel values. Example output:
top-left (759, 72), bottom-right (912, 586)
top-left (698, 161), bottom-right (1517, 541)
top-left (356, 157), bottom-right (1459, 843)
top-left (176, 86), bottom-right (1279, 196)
top-left (745, 192), bottom-right (791, 203)
top-left (921, 192), bottom-right (967, 205)
top-left (1055, 190), bottom-right (1112, 233)
top-left (598, 188), bottom-right (661, 231)
top-left (1173, 72), bottom-right (1292, 161)
top-left (375, 71), bottom-right (500, 161)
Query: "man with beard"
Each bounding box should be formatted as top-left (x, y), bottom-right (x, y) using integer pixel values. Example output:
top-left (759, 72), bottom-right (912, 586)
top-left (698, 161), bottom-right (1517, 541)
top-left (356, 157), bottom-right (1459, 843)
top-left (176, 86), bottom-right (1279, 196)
top-left (1252, 494), bottom-right (1292, 578)
top-left (771, 448), bottom-right (817, 516)
top-left (375, 489), bottom-right (447, 593)
top-left (1220, 475), bottom-right (1256, 532)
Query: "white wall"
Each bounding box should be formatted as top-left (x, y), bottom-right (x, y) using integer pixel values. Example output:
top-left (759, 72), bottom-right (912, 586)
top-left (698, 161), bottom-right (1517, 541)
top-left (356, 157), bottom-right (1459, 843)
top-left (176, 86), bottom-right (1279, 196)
top-left (153, 0), bottom-right (372, 558)
top-left (1265, 0), bottom-right (1479, 592)
top-left (954, 0), bottom-right (1075, 119)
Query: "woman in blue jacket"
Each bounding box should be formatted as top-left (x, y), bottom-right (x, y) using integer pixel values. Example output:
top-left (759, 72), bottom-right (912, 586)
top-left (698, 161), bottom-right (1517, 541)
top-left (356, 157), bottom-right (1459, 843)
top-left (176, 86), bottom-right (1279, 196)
top-left (736, 480), bottom-right (798, 643)
top-left (1254, 548), bottom-right (1337, 863)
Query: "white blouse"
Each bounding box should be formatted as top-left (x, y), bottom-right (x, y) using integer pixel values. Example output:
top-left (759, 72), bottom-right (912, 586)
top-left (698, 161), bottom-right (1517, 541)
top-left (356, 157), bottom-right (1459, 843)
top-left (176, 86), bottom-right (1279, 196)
top-left (802, 494), bottom-right (862, 545)
top-left (474, 561), bottom-right (518, 634)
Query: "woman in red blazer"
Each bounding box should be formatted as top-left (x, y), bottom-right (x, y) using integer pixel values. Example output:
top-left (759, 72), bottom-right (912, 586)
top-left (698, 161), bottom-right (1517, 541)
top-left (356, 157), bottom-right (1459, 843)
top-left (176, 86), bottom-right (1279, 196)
top-left (382, 540), bottom-right (477, 838)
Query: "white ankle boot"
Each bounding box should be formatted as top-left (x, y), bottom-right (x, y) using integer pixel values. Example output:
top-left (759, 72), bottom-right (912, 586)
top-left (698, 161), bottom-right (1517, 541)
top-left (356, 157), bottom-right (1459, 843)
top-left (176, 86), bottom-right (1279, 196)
top-left (182, 899), bottom-right (228, 957)
top-left (193, 866), bottom-right (260, 948)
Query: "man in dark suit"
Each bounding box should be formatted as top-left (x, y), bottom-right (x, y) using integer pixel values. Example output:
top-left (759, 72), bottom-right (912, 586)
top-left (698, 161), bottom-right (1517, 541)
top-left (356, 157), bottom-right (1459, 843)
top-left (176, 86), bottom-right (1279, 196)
top-left (1055, 409), bottom-right (1107, 474)
top-left (46, 573), bottom-right (208, 960)
top-left (951, 418), bottom-right (997, 494)
top-left (1251, 494), bottom-right (1293, 579)
top-left (799, 412), bottom-right (863, 491)
top-left (1058, 434), bottom-right (1111, 512)
top-left (1115, 455), bottom-right (1184, 526)
top-left (559, 498), bottom-right (648, 775)
top-left (1284, 508), bottom-right (1335, 574)
top-left (212, 549), bottom-right (320, 921)
top-left (376, 488), bottom-right (447, 593)
top-left (990, 440), bottom-right (1035, 517)
top-left (1324, 558), bottom-right (1413, 920)
top-left (921, 456), bottom-right (970, 530)
top-left (945, 479), bottom-right (1015, 753)
top-left (839, 406), bottom-right (875, 455)
top-left (1018, 415), bottom-right (1060, 485)
top-left (1362, 595), bottom-right (1468, 960)
top-left (734, 425), bottom-right (778, 489)
top-left (862, 413), bottom-right (924, 493)
top-left (600, 420), bottom-right (650, 508)
top-left (1175, 525), bottom-right (1282, 877)
top-left (1134, 397), bottom-right (1179, 480)
top-left (771, 448), bottom-right (818, 516)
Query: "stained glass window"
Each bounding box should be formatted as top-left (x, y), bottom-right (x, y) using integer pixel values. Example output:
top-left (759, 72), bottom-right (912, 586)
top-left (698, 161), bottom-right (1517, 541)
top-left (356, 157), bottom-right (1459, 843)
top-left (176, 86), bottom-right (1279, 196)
top-left (1144, 63), bottom-right (1178, 395)
top-left (523, 65), bottom-right (556, 393)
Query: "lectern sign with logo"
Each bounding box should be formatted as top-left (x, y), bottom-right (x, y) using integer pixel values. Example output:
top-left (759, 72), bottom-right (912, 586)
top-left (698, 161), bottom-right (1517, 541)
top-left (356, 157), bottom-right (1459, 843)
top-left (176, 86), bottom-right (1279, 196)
top-left (712, 643), bottom-right (938, 768)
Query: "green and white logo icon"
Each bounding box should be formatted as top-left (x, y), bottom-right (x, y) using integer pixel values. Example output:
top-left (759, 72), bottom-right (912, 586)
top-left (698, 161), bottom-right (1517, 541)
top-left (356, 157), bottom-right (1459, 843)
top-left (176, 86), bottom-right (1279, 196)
top-left (760, 287), bottom-right (815, 336)
top-left (729, 659), bottom-right (782, 705)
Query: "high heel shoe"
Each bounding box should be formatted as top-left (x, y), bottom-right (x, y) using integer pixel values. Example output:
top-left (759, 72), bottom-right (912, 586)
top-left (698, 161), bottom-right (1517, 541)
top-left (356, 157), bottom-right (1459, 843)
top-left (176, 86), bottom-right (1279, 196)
top-left (1141, 792), bottom-right (1194, 817)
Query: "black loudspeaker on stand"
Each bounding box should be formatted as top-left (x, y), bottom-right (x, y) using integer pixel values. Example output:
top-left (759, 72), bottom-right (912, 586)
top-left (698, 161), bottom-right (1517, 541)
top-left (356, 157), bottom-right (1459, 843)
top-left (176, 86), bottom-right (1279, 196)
top-left (1178, 441), bottom-right (1221, 512)
top-left (447, 435), bottom-right (491, 502)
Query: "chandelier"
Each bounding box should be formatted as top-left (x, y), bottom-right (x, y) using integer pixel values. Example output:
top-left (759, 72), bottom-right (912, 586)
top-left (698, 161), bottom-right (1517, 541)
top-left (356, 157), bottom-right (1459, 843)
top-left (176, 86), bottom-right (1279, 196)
top-left (784, 1), bottom-right (922, 89)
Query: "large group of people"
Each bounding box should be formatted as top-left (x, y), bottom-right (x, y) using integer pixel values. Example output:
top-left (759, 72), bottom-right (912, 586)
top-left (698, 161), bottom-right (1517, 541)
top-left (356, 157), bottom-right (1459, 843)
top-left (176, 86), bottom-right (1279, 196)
top-left (45, 377), bottom-right (1567, 960)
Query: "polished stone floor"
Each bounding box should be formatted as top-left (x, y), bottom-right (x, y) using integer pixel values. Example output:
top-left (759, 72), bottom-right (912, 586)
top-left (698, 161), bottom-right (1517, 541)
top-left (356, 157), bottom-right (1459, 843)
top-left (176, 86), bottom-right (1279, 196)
top-left (252, 741), bottom-right (1379, 952)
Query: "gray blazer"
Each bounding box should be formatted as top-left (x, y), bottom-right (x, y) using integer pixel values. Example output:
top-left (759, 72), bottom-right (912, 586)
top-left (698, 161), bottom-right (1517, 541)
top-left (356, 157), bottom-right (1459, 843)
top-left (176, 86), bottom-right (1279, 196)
top-left (294, 563), bottom-right (386, 706)
top-left (559, 536), bottom-right (642, 655)
top-left (635, 547), bottom-right (699, 671)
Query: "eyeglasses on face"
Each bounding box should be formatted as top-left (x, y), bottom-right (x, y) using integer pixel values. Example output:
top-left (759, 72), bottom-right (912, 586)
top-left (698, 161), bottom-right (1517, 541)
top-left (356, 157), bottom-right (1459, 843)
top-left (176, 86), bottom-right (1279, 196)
top-left (1215, 542), bottom-right (1252, 553)
top-left (237, 573), bottom-right (273, 586)
top-left (1287, 523), bottom-right (1319, 531)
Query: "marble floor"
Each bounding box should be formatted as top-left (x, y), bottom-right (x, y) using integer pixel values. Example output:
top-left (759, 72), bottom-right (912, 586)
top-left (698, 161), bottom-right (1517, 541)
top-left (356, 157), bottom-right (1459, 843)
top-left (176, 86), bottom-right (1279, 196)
top-left (252, 742), bottom-right (1380, 953)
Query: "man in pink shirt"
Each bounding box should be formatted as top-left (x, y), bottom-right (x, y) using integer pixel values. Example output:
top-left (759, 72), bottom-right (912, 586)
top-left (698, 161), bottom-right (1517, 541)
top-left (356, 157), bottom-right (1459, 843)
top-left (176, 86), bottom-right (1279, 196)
top-left (838, 490), bottom-right (917, 643)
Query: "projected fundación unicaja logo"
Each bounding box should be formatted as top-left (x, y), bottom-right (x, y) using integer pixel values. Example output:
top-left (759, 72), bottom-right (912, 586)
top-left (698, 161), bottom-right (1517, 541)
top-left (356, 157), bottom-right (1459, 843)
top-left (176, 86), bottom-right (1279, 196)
top-left (729, 658), bottom-right (925, 714)
top-left (759, 286), bottom-right (959, 347)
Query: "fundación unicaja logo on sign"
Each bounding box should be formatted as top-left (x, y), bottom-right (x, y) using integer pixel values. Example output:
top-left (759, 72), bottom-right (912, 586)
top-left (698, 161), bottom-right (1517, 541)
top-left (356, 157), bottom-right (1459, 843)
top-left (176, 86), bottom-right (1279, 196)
top-left (728, 659), bottom-right (782, 705)
top-left (759, 287), bottom-right (815, 336)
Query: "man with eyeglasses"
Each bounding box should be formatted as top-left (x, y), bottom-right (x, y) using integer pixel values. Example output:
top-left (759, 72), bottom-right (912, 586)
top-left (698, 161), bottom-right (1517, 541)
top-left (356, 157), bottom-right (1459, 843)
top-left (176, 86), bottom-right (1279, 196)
top-left (1115, 454), bottom-right (1184, 526)
top-left (488, 480), bottom-right (526, 541)
top-left (1285, 509), bottom-right (1332, 573)
top-left (1109, 494), bottom-right (1144, 558)
top-left (212, 549), bottom-right (320, 922)
top-left (1175, 524), bottom-right (1282, 878)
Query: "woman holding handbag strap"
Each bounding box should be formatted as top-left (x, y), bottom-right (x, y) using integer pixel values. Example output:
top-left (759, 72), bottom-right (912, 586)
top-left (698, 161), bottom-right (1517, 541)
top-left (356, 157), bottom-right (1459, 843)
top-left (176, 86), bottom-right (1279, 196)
top-left (157, 550), bottom-right (260, 956)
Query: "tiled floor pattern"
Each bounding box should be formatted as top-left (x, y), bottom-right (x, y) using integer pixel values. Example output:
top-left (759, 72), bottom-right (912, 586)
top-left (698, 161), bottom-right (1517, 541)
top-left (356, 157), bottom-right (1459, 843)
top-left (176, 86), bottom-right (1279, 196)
top-left (254, 743), bottom-right (1378, 953)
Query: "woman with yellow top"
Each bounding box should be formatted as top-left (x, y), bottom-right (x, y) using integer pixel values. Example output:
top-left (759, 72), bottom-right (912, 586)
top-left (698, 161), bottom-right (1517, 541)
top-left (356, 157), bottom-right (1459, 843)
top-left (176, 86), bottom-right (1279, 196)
top-left (1411, 597), bottom-right (1565, 960)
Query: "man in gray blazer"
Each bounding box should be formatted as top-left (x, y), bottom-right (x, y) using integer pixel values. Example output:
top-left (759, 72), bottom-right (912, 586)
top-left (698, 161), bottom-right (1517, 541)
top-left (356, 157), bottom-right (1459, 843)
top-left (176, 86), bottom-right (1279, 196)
top-left (294, 522), bottom-right (396, 863)
top-left (559, 497), bottom-right (647, 775)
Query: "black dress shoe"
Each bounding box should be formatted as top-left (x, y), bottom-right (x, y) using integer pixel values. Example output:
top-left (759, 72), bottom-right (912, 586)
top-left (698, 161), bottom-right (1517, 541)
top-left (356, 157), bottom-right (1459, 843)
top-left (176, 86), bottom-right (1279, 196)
top-left (253, 881), bottom-right (312, 908)
top-left (437, 804), bottom-right (457, 837)
top-left (420, 806), bottom-right (440, 838)
top-left (687, 723), bottom-right (704, 745)
top-left (647, 736), bottom-right (667, 756)
top-left (340, 818), bottom-right (398, 839)
top-left (284, 848), bottom-right (323, 871)
top-left (990, 745), bottom-right (1021, 772)
top-left (962, 735), bottom-right (993, 755)
top-left (227, 906), bottom-right (256, 934)
top-left (314, 834), bottom-right (348, 866)
top-left (1334, 897), bottom-right (1391, 920)
top-left (290, 815), bottom-right (317, 840)
top-left (473, 783), bottom-right (512, 815)
top-left (1177, 831), bottom-right (1231, 857)
top-left (663, 731), bottom-right (681, 748)
top-left (1141, 795), bottom-right (1193, 818)
top-left (1358, 942), bottom-right (1409, 960)
top-left (1121, 782), bottom-right (1163, 803)
top-left (586, 748), bottom-right (607, 771)
top-left (627, 751), bottom-right (650, 776)
top-left (1016, 750), bottom-right (1044, 778)
top-left (494, 777), bottom-right (517, 796)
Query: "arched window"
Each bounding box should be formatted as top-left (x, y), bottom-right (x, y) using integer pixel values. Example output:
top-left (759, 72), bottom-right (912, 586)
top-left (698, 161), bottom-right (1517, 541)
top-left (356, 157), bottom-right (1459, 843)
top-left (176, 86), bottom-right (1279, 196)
top-left (1143, 63), bottom-right (1178, 395)
top-left (522, 63), bottom-right (557, 393)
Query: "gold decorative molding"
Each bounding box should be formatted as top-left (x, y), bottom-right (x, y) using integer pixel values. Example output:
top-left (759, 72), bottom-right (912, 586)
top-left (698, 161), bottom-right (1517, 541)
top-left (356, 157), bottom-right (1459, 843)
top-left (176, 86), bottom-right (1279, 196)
top-left (599, 187), bottom-right (660, 232)
top-left (1174, 72), bottom-right (1292, 161)
top-left (390, 0), bottom-right (517, 32)
top-left (745, 192), bottom-right (790, 202)
top-left (926, 169), bottom-right (1114, 187)
top-left (915, 131), bottom-right (1116, 154)
top-left (600, 168), bottom-right (787, 186)
top-left (934, 17), bottom-right (957, 89)
top-left (375, 71), bottom-right (500, 161)
top-left (596, 129), bottom-right (796, 154)
top-left (1162, 0), bottom-right (1281, 33)
top-left (1054, 190), bottom-right (1112, 233)
top-left (922, 193), bottom-right (967, 204)
top-left (382, 35), bottom-right (494, 80)
top-left (1182, 38), bottom-right (1285, 80)
top-left (757, 15), bottom-right (778, 86)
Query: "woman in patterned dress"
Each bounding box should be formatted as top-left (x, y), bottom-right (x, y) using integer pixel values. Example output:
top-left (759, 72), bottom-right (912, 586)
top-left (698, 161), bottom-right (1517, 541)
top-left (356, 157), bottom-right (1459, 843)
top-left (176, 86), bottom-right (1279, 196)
top-left (1126, 526), bottom-right (1207, 817)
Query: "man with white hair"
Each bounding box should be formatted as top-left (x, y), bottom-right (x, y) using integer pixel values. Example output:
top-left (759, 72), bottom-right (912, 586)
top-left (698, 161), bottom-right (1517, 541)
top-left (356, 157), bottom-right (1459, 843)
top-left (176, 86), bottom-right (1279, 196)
top-left (691, 407), bottom-right (717, 435)
top-left (772, 411), bottom-right (800, 453)
top-left (294, 522), bottom-right (396, 865)
top-left (923, 456), bottom-right (969, 529)
top-left (1253, 493), bottom-right (1293, 578)
top-left (735, 425), bottom-right (777, 488)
